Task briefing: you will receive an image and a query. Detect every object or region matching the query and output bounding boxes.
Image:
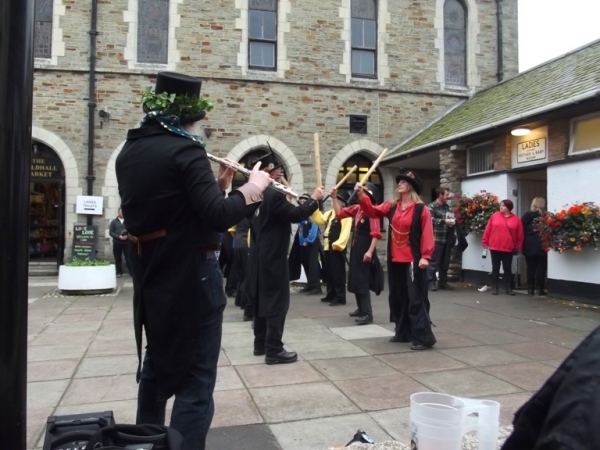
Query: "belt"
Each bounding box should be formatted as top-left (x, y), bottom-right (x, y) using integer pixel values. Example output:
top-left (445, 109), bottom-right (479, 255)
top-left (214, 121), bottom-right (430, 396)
top-left (128, 229), bottom-right (167, 256)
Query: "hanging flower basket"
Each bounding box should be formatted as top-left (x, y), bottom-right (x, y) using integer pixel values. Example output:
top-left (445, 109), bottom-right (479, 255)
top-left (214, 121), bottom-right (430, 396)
top-left (453, 190), bottom-right (500, 235)
top-left (535, 202), bottom-right (600, 253)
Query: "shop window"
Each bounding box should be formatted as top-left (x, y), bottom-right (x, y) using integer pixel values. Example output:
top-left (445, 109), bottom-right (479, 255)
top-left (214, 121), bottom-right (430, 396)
top-left (467, 142), bottom-right (493, 175)
top-left (351, 0), bottom-right (377, 78)
top-left (444, 0), bottom-right (467, 86)
top-left (248, 0), bottom-right (277, 70)
top-left (138, 0), bottom-right (169, 64)
top-left (570, 113), bottom-right (600, 155)
top-left (34, 0), bottom-right (53, 58)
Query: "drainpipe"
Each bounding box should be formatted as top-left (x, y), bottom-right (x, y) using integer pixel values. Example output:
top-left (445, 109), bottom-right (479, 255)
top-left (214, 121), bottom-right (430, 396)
top-left (496, 0), bottom-right (504, 82)
top-left (86, 0), bottom-right (98, 226)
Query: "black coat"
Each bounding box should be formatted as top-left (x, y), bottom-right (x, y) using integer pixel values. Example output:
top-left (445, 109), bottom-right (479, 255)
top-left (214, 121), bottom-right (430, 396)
top-left (248, 189), bottom-right (318, 317)
top-left (116, 123), bottom-right (259, 399)
top-left (347, 212), bottom-right (382, 296)
top-left (521, 211), bottom-right (545, 256)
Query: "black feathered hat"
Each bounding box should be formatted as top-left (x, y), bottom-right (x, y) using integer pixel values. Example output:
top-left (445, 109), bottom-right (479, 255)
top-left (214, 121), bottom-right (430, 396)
top-left (251, 151), bottom-right (285, 173)
top-left (396, 170), bottom-right (422, 195)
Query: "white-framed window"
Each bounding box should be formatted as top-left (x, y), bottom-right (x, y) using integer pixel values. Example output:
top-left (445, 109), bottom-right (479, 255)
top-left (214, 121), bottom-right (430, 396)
top-left (34, 0), bottom-right (53, 58)
top-left (137, 0), bottom-right (169, 64)
top-left (248, 0), bottom-right (277, 71)
top-left (351, 0), bottom-right (377, 78)
top-left (570, 112), bottom-right (600, 155)
top-left (444, 0), bottom-right (467, 86)
top-left (467, 141), bottom-right (494, 175)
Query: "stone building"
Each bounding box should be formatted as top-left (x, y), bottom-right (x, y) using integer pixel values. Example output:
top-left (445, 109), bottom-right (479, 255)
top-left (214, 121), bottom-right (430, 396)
top-left (30, 0), bottom-right (518, 269)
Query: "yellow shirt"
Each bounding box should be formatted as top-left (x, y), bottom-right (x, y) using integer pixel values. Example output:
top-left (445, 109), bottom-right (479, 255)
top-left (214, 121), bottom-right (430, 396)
top-left (310, 209), bottom-right (352, 251)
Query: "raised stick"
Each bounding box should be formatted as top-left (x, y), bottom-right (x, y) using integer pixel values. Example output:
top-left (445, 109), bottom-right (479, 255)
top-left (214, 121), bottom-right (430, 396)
top-left (314, 133), bottom-right (322, 187)
top-left (334, 165), bottom-right (358, 190)
top-left (358, 148), bottom-right (388, 186)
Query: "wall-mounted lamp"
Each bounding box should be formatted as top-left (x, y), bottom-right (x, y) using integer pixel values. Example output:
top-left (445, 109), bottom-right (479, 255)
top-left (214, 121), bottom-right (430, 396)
top-left (511, 127), bottom-right (531, 136)
top-left (99, 107), bottom-right (111, 128)
top-left (204, 128), bottom-right (213, 139)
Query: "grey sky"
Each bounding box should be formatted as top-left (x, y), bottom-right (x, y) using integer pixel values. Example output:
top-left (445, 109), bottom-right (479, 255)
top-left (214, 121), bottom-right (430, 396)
top-left (519, 0), bottom-right (600, 72)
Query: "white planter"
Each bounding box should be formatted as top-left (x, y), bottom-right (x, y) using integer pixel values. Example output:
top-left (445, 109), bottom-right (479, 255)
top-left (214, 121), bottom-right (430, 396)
top-left (58, 264), bottom-right (117, 294)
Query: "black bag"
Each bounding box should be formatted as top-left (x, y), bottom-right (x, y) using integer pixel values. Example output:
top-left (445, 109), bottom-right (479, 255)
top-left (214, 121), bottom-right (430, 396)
top-left (43, 411), bottom-right (115, 450)
top-left (86, 424), bottom-right (184, 450)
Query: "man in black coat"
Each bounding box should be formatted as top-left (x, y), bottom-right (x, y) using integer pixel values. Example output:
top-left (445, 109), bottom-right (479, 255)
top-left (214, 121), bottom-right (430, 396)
top-left (109, 207), bottom-right (132, 276)
top-left (248, 152), bottom-right (324, 364)
top-left (116, 72), bottom-right (272, 450)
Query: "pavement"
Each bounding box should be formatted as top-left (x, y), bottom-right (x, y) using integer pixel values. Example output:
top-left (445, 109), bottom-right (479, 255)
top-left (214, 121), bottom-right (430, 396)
top-left (26, 277), bottom-right (600, 449)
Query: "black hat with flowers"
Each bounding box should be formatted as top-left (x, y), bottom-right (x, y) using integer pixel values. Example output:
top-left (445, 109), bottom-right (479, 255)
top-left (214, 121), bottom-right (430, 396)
top-left (251, 150), bottom-right (285, 173)
top-left (396, 170), bottom-right (422, 195)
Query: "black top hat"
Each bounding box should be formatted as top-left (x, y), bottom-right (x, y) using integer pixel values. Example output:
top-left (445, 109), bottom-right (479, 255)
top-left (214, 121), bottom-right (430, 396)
top-left (396, 170), bottom-right (422, 195)
top-left (336, 189), bottom-right (350, 205)
top-left (299, 193), bottom-right (311, 201)
top-left (251, 151), bottom-right (284, 173)
top-left (363, 182), bottom-right (381, 205)
top-left (144, 72), bottom-right (206, 124)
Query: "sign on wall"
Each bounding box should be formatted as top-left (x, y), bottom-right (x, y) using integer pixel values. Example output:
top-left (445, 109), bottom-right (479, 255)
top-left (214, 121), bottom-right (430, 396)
top-left (72, 225), bottom-right (98, 261)
top-left (76, 195), bottom-right (104, 215)
top-left (31, 157), bottom-right (62, 179)
top-left (517, 138), bottom-right (547, 163)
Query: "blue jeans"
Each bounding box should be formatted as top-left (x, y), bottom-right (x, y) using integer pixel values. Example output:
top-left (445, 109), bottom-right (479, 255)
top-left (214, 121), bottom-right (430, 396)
top-left (136, 258), bottom-right (225, 450)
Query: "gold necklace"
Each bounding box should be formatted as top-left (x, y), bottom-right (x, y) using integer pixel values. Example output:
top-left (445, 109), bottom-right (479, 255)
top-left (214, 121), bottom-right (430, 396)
top-left (390, 204), bottom-right (411, 248)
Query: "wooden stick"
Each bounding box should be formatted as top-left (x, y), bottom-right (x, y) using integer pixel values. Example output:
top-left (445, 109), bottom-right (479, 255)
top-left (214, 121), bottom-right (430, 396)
top-left (334, 165), bottom-right (358, 190)
top-left (314, 133), bottom-right (322, 187)
top-left (358, 148), bottom-right (388, 186)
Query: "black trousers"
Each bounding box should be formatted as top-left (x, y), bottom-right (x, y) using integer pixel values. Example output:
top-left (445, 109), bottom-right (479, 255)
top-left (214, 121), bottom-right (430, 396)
top-left (324, 249), bottom-right (346, 303)
top-left (491, 250), bottom-right (513, 287)
top-left (233, 247), bottom-right (248, 307)
top-left (525, 254), bottom-right (548, 288)
top-left (355, 292), bottom-right (372, 318)
top-left (113, 241), bottom-right (132, 275)
top-left (389, 262), bottom-right (436, 347)
top-left (254, 313), bottom-right (286, 357)
top-left (427, 241), bottom-right (450, 285)
top-left (300, 244), bottom-right (321, 291)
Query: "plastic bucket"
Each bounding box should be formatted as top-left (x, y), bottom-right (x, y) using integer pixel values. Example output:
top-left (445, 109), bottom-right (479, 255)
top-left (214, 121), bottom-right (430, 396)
top-left (410, 413), bottom-right (463, 450)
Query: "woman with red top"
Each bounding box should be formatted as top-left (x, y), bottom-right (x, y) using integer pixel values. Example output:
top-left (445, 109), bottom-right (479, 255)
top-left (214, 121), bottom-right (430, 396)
top-left (356, 171), bottom-right (436, 351)
top-left (482, 199), bottom-right (524, 296)
top-left (332, 183), bottom-right (383, 325)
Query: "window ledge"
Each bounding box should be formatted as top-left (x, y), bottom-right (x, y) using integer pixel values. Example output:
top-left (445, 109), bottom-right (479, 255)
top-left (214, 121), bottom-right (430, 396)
top-left (350, 77), bottom-right (379, 84)
top-left (35, 58), bottom-right (55, 69)
top-left (246, 69), bottom-right (279, 80)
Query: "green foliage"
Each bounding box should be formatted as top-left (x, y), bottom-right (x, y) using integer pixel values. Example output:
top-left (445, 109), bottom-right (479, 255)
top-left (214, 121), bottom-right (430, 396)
top-left (453, 190), bottom-right (500, 234)
top-left (535, 202), bottom-right (600, 253)
top-left (141, 87), bottom-right (214, 117)
top-left (66, 259), bottom-right (111, 267)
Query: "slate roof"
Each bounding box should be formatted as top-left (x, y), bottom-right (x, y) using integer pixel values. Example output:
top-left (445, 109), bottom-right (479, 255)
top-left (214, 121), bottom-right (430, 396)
top-left (386, 39), bottom-right (600, 160)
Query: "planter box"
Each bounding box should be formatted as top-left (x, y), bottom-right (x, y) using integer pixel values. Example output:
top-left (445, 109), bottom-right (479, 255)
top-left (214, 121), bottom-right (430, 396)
top-left (58, 264), bottom-right (117, 295)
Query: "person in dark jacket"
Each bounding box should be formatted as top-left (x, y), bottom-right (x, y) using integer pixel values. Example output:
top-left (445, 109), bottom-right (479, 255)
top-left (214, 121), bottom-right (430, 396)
top-left (109, 208), bottom-right (132, 276)
top-left (521, 197), bottom-right (548, 297)
top-left (232, 217), bottom-right (251, 309)
top-left (116, 72), bottom-right (272, 450)
top-left (249, 152), bottom-right (324, 364)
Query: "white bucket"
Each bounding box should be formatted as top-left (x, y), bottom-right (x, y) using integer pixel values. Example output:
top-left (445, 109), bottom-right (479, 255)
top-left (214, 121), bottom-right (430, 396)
top-left (410, 393), bottom-right (500, 450)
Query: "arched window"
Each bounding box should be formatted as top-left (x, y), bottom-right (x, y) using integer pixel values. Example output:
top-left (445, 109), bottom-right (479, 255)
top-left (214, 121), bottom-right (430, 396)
top-left (336, 153), bottom-right (383, 204)
top-left (231, 148), bottom-right (288, 191)
top-left (34, 0), bottom-right (53, 58)
top-left (444, 0), bottom-right (467, 86)
top-left (138, 0), bottom-right (169, 64)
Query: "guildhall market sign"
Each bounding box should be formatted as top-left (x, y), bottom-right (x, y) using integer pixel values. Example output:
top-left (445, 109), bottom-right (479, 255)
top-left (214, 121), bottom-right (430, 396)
top-left (31, 157), bottom-right (61, 179)
top-left (517, 138), bottom-right (547, 164)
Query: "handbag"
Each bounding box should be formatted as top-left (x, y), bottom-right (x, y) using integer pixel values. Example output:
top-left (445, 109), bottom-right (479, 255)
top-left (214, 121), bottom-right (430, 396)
top-left (502, 216), bottom-right (519, 255)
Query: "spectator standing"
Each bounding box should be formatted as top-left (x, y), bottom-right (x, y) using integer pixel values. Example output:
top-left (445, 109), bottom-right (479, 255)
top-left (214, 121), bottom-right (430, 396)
top-left (109, 208), bottom-right (132, 277)
top-left (427, 187), bottom-right (456, 291)
top-left (521, 197), bottom-right (548, 297)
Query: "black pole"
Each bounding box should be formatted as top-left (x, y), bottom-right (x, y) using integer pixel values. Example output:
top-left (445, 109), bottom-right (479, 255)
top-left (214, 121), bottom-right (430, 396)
top-left (496, 0), bottom-right (504, 82)
top-left (86, 0), bottom-right (98, 226)
top-left (0, 0), bottom-right (34, 447)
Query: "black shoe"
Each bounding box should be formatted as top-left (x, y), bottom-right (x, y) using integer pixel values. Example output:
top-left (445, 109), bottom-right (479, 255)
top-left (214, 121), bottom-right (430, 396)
top-left (299, 286), bottom-right (309, 293)
top-left (329, 300), bottom-right (346, 306)
top-left (428, 283), bottom-right (438, 291)
top-left (438, 283), bottom-right (454, 291)
top-left (355, 315), bottom-right (373, 325)
top-left (253, 349), bottom-right (265, 356)
top-left (349, 309), bottom-right (362, 317)
top-left (492, 286), bottom-right (499, 295)
top-left (116, 273), bottom-right (122, 278)
top-left (305, 288), bottom-right (323, 296)
top-left (321, 296), bottom-right (334, 303)
top-left (506, 288), bottom-right (515, 296)
top-left (226, 290), bottom-right (237, 298)
top-left (411, 343), bottom-right (434, 351)
top-left (539, 289), bottom-right (548, 296)
top-left (265, 350), bottom-right (298, 365)
top-left (528, 285), bottom-right (535, 296)
top-left (242, 314), bottom-right (253, 322)
top-left (389, 335), bottom-right (410, 343)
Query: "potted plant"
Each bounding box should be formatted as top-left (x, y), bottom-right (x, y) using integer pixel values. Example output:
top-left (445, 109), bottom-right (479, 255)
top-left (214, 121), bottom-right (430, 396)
top-left (535, 202), bottom-right (600, 253)
top-left (58, 258), bottom-right (117, 295)
top-left (453, 190), bottom-right (500, 235)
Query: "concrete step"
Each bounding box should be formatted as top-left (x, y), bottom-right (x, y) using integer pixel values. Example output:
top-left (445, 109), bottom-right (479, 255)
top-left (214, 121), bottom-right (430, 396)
top-left (29, 262), bottom-right (59, 277)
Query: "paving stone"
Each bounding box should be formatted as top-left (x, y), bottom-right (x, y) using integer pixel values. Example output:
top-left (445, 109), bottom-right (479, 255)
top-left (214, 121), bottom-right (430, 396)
top-left (435, 320), bottom-right (531, 345)
top-left (251, 382), bottom-right (359, 423)
top-left (507, 323), bottom-right (586, 343)
top-left (87, 337), bottom-right (137, 357)
top-left (28, 380), bottom-right (70, 409)
top-left (439, 346), bottom-right (529, 367)
top-left (27, 407), bottom-right (54, 449)
top-left (549, 316), bottom-right (600, 332)
top-left (44, 321), bottom-right (103, 333)
top-left (347, 337), bottom-right (414, 355)
top-left (291, 339), bottom-right (368, 360)
top-left (207, 424), bottom-right (282, 450)
top-left (283, 325), bottom-right (340, 344)
top-left (55, 399), bottom-right (137, 424)
top-left (481, 362), bottom-right (557, 391)
top-left (237, 361), bottom-right (325, 388)
top-left (53, 311), bottom-right (108, 322)
top-left (71, 297), bottom-right (117, 307)
top-left (99, 318), bottom-right (134, 330)
top-left (61, 306), bottom-right (111, 315)
top-left (270, 413), bottom-right (392, 450)
top-left (61, 374), bottom-right (138, 405)
top-left (222, 321), bottom-right (258, 334)
top-left (95, 326), bottom-right (135, 341)
top-left (430, 332), bottom-right (484, 349)
top-left (224, 346), bottom-right (294, 366)
top-left (330, 324), bottom-right (394, 340)
top-left (368, 407), bottom-right (412, 442)
top-left (310, 356), bottom-right (399, 381)
top-left (334, 375), bottom-right (430, 411)
top-left (410, 368), bottom-right (523, 398)
top-left (212, 389), bottom-right (263, 428)
top-left (28, 344), bottom-right (88, 362)
top-left (541, 359), bottom-right (564, 368)
top-left (218, 350), bottom-right (231, 367)
top-left (75, 355), bottom-right (139, 378)
top-left (314, 316), bottom-right (365, 328)
top-left (215, 366), bottom-right (245, 391)
top-left (497, 341), bottom-right (572, 361)
top-left (376, 351), bottom-right (468, 373)
top-left (28, 358), bottom-right (80, 382)
top-left (220, 330), bottom-right (256, 349)
top-left (30, 330), bottom-right (97, 346)
top-left (285, 318), bottom-right (323, 329)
